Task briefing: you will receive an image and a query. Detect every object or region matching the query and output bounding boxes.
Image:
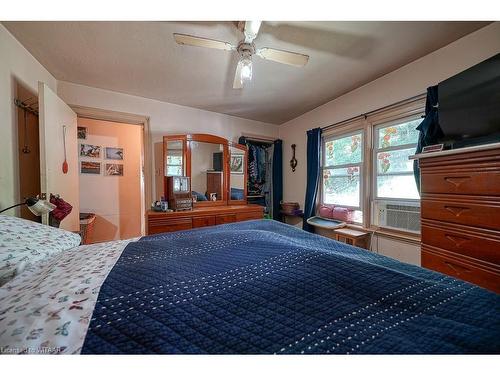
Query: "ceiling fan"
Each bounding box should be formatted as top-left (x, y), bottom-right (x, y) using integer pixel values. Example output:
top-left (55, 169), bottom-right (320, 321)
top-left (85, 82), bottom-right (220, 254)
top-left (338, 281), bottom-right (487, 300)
top-left (173, 21), bottom-right (309, 89)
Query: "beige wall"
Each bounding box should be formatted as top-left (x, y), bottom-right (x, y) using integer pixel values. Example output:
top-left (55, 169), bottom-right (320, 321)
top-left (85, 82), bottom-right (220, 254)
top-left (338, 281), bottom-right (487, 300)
top-left (78, 118), bottom-right (143, 242)
top-left (277, 22), bottom-right (499, 265)
top-left (57, 81), bottom-right (279, 201)
top-left (279, 22), bottom-right (500, 206)
top-left (0, 24), bottom-right (57, 212)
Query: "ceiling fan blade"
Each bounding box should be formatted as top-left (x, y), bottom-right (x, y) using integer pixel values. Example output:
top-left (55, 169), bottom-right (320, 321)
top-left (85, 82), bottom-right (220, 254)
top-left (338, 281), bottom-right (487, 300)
top-left (256, 48), bottom-right (309, 67)
top-left (173, 33), bottom-right (235, 51)
top-left (233, 60), bottom-right (243, 89)
top-left (243, 21), bottom-right (262, 43)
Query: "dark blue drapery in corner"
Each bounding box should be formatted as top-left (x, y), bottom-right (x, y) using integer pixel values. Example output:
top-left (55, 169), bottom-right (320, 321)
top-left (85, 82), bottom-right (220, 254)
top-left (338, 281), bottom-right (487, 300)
top-left (413, 86), bottom-right (442, 193)
top-left (303, 127), bottom-right (322, 232)
top-left (272, 139), bottom-right (283, 222)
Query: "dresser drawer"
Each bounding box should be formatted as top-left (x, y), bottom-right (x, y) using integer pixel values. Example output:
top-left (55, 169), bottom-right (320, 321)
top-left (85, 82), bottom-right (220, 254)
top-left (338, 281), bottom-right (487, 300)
top-left (216, 214), bottom-right (236, 225)
top-left (421, 198), bottom-right (500, 231)
top-left (148, 217), bottom-right (192, 234)
top-left (421, 220), bottom-right (500, 265)
top-left (421, 170), bottom-right (500, 196)
top-left (236, 211), bottom-right (263, 222)
top-left (422, 245), bottom-right (500, 293)
top-left (192, 216), bottom-right (216, 228)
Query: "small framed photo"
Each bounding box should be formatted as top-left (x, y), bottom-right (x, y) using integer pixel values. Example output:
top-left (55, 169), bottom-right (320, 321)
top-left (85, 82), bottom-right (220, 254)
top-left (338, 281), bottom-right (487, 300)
top-left (105, 163), bottom-right (124, 176)
top-left (77, 126), bottom-right (87, 140)
top-left (80, 144), bottom-right (101, 158)
top-left (105, 147), bottom-right (124, 160)
top-left (80, 161), bottom-right (101, 174)
top-left (230, 155), bottom-right (244, 174)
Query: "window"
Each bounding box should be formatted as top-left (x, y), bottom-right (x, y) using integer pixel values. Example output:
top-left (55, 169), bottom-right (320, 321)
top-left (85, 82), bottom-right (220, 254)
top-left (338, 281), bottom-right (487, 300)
top-left (319, 96), bottom-right (425, 231)
top-left (322, 131), bottom-right (364, 221)
top-left (374, 118), bottom-right (420, 200)
top-left (165, 140), bottom-right (184, 176)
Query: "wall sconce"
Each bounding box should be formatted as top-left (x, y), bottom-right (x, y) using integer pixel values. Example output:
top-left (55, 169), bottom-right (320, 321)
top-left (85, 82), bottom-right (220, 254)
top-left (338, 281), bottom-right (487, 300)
top-left (290, 144), bottom-right (297, 172)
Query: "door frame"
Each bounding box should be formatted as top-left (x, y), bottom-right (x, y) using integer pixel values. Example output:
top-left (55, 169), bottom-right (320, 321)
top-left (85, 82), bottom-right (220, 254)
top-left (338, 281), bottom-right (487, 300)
top-left (70, 105), bottom-right (151, 236)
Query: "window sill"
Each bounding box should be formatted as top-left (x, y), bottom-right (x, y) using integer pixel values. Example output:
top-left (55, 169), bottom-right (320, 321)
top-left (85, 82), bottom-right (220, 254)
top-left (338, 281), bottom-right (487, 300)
top-left (346, 224), bottom-right (421, 245)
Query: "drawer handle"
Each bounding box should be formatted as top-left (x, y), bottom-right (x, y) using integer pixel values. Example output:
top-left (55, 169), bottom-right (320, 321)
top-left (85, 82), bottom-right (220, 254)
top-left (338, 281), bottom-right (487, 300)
top-left (444, 205), bottom-right (470, 217)
top-left (444, 261), bottom-right (471, 276)
top-left (444, 176), bottom-right (471, 188)
top-left (444, 234), bottom-right (470, 248)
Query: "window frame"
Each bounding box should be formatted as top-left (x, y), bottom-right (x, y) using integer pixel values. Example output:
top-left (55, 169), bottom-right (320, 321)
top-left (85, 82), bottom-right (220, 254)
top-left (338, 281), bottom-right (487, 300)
top-left (165, 150), bottom-right (184, 177)
top-left (318, 95), bottom-right (425, 230)
top-left (321, 128), bottom-right (365, 212)
top-left (372, 115), bottom-right (421, 203)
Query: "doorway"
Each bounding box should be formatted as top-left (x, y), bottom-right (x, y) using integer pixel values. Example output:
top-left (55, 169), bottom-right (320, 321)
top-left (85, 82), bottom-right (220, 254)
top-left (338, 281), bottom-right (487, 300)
top-left (76, 116), bottom-right (146, 243)
top-left (15, 82), bottom-right (40, 222)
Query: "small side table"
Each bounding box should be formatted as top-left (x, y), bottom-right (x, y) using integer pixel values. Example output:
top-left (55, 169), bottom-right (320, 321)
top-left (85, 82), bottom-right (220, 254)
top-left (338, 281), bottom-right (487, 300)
top-left (333, 228), bottom-right (370, 250)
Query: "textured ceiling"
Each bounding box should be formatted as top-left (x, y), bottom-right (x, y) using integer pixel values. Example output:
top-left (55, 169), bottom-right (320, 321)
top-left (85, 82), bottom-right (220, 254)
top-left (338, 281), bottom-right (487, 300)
top-left (3, 21), bottom-right (490, 124)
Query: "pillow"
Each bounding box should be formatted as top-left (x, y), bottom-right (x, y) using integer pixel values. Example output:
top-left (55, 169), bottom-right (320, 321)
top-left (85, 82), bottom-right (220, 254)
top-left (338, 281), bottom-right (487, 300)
top-left (230, 188), bottom-right (244, 200)
top-left (331, 207), bottom-right (355, 222)
top-left (0, 215), bottom-right (81, 285)
top-left (318, 204), bottom-right (334, 219)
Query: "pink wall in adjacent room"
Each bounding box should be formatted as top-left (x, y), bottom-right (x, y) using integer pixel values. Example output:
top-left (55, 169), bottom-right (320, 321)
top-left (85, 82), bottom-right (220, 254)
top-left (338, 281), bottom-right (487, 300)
top-left (78, 117), bottom-right (143, 243)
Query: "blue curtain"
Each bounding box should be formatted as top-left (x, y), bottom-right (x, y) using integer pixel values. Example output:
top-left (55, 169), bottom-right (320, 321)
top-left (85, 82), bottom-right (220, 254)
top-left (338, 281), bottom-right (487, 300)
top-left (272, 139), bottom-right (283, 221)
top-left (413, 86), bottom-right (442, 193)
top-left (303, 127), bottom-right (322, 232)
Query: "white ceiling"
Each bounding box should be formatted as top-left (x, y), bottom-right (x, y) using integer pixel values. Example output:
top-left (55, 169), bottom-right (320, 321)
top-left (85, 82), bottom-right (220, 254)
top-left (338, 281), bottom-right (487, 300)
top-left (3, 21), bottom-right (490, 124)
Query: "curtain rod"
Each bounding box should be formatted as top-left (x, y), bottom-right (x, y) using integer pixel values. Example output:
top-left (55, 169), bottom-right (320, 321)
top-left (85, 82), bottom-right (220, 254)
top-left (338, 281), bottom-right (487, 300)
top-left (321, 93), bottom-right (426, 132)
top-left (241, 133), bottom-right (276, 143)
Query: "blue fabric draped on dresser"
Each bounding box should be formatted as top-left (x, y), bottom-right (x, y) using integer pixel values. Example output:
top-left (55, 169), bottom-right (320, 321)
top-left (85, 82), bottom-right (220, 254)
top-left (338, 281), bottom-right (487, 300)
top-left (414, 86), bottom-right (443, 193)
top-left (303, 127), bottom-right (322, 232)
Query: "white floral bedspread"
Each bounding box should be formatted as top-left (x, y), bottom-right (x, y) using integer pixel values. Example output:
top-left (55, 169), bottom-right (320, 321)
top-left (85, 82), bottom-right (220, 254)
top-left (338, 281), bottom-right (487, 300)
top-left (0, 238), bottom-right (136, 354)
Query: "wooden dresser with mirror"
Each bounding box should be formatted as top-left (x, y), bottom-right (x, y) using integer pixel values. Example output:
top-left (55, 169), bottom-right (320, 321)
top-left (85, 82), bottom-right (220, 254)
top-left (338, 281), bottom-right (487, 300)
top-left (147, 133), bottom-right (264, 235)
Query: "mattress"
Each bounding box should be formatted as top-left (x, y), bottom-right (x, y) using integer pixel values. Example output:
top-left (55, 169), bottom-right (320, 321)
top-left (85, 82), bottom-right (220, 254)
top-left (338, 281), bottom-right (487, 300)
top-left (1, 220), bottom-right (499, 354)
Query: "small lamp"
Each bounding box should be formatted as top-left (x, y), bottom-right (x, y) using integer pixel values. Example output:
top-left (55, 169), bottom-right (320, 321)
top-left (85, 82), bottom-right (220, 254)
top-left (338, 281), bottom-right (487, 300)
top-left (0, 196), bottom-right (56, 216)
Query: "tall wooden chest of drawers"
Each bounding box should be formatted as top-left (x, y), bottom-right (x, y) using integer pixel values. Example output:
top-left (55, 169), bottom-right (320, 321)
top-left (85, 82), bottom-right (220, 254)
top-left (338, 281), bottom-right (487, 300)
top-left (416, 144), bottom-right (500, 293)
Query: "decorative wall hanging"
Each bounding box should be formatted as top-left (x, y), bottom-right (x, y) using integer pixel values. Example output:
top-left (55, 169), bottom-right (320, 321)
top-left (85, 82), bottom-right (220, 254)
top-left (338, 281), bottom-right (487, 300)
top-left (230, 154), bottom-right (244, 174)
top-left (80, 161), bottom-right (101, 174)
top-left (105, 147), bottom-right (124, 160)
top-left (62, 125), bottom-right (68, 174)
top-left (80, 144), bottom-right (101, 158)
top-left (77, 126), bottom-right (87, 140)
top-left (290, 144), bottom-right (298, 172)
top-left (105, 163), bottom-right (124, 176)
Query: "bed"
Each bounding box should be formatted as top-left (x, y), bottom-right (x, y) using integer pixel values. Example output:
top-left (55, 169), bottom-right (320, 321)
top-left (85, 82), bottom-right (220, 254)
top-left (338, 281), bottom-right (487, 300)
top-left (1, 219), bottom-right (499, 354)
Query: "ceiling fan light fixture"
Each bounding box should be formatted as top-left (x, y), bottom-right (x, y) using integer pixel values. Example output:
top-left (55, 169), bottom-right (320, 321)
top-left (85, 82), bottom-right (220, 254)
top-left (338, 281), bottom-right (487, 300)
top-left (240, 56), bottom-right (253, 85)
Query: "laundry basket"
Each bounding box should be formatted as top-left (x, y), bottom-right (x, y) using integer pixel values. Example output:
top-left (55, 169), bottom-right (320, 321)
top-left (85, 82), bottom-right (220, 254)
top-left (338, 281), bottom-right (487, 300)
top-left (79, 213), bottom-right (96, 245)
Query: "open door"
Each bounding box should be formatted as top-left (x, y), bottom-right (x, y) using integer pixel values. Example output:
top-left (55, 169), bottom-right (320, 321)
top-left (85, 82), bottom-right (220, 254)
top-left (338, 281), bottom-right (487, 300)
top-left (38, 82), bottom-right (79, 231)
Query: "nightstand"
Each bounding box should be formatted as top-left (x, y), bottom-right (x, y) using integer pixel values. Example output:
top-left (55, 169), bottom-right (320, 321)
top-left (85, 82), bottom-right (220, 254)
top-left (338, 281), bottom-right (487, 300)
top-left (333, 228), bottom-right (370, 250)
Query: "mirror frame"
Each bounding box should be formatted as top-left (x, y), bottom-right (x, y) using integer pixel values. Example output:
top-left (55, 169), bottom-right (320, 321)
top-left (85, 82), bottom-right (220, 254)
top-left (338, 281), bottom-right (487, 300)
top-left (228, 142), bottom-right (248, 205)
top-left (165, 133), bottom-right (247, 208)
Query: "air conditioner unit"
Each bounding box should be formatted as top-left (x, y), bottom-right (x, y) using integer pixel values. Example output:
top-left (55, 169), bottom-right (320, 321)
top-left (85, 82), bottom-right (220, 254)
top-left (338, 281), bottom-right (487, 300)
top-left (373, 200), bottom-right (421, 233)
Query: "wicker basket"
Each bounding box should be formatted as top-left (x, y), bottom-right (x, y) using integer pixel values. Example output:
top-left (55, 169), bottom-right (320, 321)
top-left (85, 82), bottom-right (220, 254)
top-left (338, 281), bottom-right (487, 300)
top-left (280, 201), bottom-right (300, 214)
top-left (79, 213), bottom-right (96, 245)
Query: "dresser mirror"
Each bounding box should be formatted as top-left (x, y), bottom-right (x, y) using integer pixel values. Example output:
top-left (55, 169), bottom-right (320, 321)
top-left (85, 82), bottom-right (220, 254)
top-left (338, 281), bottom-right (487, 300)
top-left (164, 134), bottom-right (245, 208)
top-left (228, 144), bottom-right (247, 204)
top-left (190, 140), bottom-right (225, 204)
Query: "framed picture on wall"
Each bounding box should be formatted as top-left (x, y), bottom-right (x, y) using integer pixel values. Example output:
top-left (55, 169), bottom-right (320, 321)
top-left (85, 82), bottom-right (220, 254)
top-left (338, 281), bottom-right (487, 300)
top-left (80, 161), bottom-right (101, 174)
top-left (77, 126), bottom-right (87, 140)
top-left (80, 144), bottom-right (101, 158)
top-left (105, 163), bottom-right (124, 176)
top-left (230, 154), bottom-right (244, 174)
top-left (105, 147), bottom-right (124, 160)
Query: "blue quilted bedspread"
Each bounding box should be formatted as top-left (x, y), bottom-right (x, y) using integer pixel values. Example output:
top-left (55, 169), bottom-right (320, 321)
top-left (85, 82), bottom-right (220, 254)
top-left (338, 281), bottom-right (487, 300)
top-left (82, 220), bottom-right (500, 354)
